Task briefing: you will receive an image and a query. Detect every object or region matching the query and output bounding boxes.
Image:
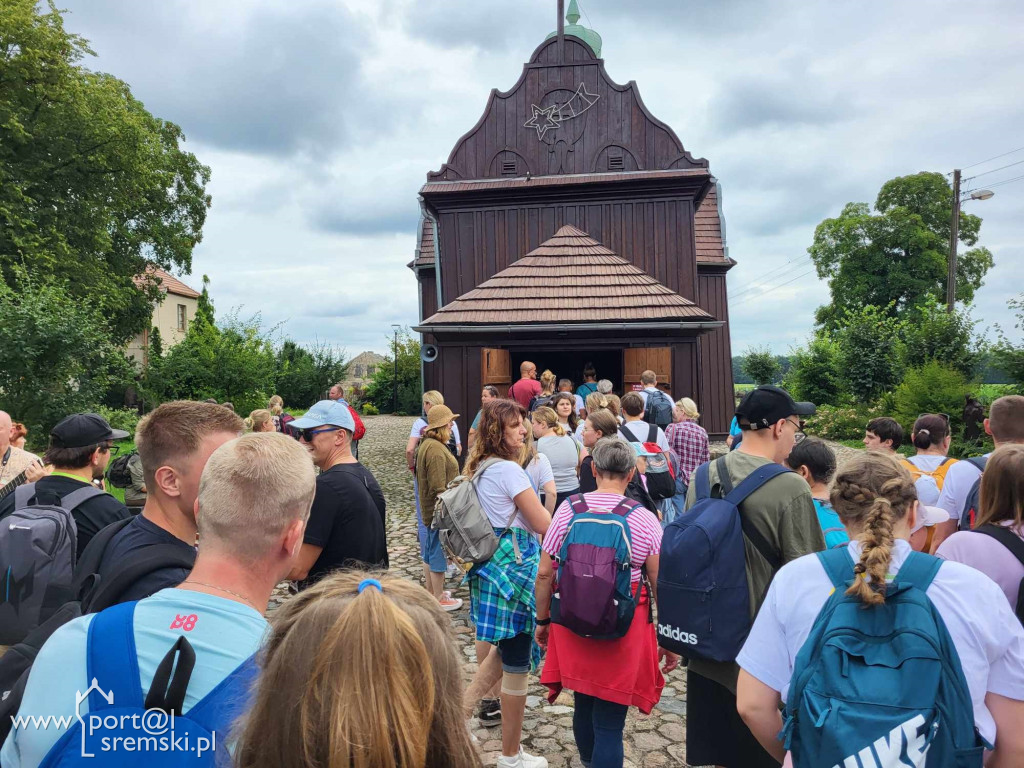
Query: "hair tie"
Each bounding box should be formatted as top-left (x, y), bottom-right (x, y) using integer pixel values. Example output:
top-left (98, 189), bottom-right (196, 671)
top-left (918, 429), bottom-right (930, 437)
top-left (357, 578), bottom-right (382, 594)
top-left (853, 563), bottom-right (866, 575)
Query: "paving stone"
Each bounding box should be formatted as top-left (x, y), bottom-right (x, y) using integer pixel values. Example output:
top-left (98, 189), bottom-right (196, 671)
top-left (633, 733), bottom-right (669, 752)
top-left (535, 724), bottom-right (558, 737)
top-left (642, 752), bottom-right (670, 768)
top-left (658, 722), bottom-right (685, 742)
top-left (543, 705), bottom-right (573, 715)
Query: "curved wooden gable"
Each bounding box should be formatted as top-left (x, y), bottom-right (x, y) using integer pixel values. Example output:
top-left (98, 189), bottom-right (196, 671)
top-left (427, 36), bottom-right (707, 182)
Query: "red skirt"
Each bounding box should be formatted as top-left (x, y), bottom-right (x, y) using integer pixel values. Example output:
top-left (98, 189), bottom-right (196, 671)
top-left (540, 596), bottom-right (664, 714)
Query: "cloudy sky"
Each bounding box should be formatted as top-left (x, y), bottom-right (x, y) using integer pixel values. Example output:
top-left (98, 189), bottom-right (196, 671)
top-left (60, 0), bottom-right (1024, 357)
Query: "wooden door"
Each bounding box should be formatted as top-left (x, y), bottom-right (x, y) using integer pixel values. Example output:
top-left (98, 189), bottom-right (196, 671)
top-left (481, 348), bottom-right (511, 398)
top-left (623, 347), bottom-right (671, 392)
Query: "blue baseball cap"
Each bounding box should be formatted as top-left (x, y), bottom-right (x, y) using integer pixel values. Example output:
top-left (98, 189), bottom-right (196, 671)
top-left (628, 442), bottom-right (657, 458)
top-left (289, 400), bottom-right (356, 432)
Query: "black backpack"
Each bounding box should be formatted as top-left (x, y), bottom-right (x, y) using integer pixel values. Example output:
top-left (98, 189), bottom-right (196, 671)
top-left (957, 456), bottom-right (988, 531)
top-left (643, 389), bottom-right (674, 428)
top-left (0, 517), bottom-right (195, 744)
top-left (973, 524), bottom-right (1024, 625)
top-left (105, 451), bottom-right (137, 489)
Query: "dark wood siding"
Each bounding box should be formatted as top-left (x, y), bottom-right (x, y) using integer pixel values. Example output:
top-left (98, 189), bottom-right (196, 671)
top-left (696, 271), bottom-right (734, 436)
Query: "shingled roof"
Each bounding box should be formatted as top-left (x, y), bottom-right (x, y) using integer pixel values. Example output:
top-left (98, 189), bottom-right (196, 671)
top-left (695, 186), bottom-right (728, 263)
top-left (418, 225), bottom-right (717, 328)
top-left (134, 267), bottom-right (201, 299)
top-left (410, 217), bottom-right (435, 269)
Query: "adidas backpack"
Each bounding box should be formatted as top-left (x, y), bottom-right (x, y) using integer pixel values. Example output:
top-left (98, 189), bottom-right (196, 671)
top-left (0, 482), bottom-right (100, 645)
top-left (782, 548), bottom-right (984, 767)
top-left (550, 494), bottom-right (647, 639)
top-left (657, 457), bottom-right (788, 660)
top-left (643, 390), bottom-right (674, 429)
top-left (41, 601), bottom-right (256, 767)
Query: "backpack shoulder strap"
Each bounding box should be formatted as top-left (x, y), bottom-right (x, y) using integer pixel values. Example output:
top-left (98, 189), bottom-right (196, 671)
top-left (59, 485), bottom-right (105, 511)
top-left (184, 654), bottom-right (258, 732)
top-left (815, 547), bottom-right (857, 589)
top-left (647, 423), bottom-right (658, 443)
top-left (611, 497), bottom-right (644, 518)
top-left (899, 458), bottom-right (920, 479)
top-left (694, 461), bottom-right (712, 500)
top-left (13, 482), bottom-right (36, 511)
top-left (893, 551), bottom-right (942, 591)
top-left (568, 493), bottom-right (589, 515)
top-left (714, 455), bottom-right (735, 496)
top-left (82, 544), bottom-right (196, 613)
top-left (967, 456), bottom-right (988, 471)
top-left (86, 601), bottom-right (143, 711)
top-left (723, 463), bottom-right (790, 506)
top-left (73, 517), bottom-right (134, 593)
top-left (974, 525), bottom-right (1024, 566)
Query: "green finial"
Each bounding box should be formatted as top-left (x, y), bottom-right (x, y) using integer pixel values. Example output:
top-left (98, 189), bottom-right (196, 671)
top-left (567, 0), bottom-right (581, 25)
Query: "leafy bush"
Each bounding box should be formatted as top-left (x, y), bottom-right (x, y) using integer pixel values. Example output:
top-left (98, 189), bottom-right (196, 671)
top-left (364, 329), bottom-right (422, 415)
top-left (804, 403), bottom-right (884, 442)
top-left (361, 403), bottom-right (379, 416)
top-left (834, 305), bottom-right (904, 401)
top-left (992, 294), bottom-right (1024, 386)
top-left (891, 361), bottom-right (974, 438)
top-left (902, 301), bottom-right (980, 378)
top-left (785, 334), bottom-right (844, 406)
top-left (97, 407), bottom-right (141, 436)
top-left (275, 340), bottom-right (348, 410)
top-left (742, 346), bottom-right (781, 386)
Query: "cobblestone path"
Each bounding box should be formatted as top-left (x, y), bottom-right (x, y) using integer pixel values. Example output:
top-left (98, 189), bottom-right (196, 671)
top-left (273, 415), bottom-right (864, 767)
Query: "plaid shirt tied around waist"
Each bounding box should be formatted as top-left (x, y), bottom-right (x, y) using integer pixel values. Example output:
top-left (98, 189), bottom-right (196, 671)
top-left (469, 527), bottom-right (540, 644)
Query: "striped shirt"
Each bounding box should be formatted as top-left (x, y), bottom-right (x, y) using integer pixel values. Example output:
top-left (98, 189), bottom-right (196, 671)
top-left (543, 492), bottom-right (663, 585)
top-left (665, 420), bottom-right (710, 485)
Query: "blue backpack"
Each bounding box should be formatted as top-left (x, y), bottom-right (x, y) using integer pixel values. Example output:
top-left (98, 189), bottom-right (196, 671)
top-left (782, 548), bottom-right (984, 767)
top-left (550, 494), bottom-right (647, 640)
top-left (40, 601), bottom-right (257, 767)
top-left (656, 456), bottom-right (789, 660)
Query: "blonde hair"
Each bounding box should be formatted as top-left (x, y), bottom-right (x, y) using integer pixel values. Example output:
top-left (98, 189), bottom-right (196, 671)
top-left (244, 409), bottom-right (274, 432)
top-left (539, 369), bottom-right (556, 394)
top-left (532, 406), bottom-right (566, 437)
top-left (520, 426), bottom-right (539, 469)
top-left (424, 424), bottom-right (452, 446)
top-left (830, 453), bottom-right (917, 606)
top-left (422, 390), bottom-right (445, 408)
top-left (676, 397), bottom-right (700, 420)
top-left (268, 395), bottom-right (284, 416)
top-left (197, 433), bottom-right (316, 563)
top-left (136, 401), bottom-right (243, 488)
top-left (585, 391), bottom-right (608, 414)
top-left (605, 394), bottom-right (621, 418)
top-left (235, 572), bottom-right (481, 768)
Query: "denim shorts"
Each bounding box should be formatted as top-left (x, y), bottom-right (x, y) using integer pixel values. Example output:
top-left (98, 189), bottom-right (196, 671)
top-left (497, 632), bottom-right (533, 674)
top-left (421, 527), bottom-right (448, 573)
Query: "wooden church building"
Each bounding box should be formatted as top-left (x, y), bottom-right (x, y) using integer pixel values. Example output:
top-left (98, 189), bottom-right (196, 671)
top-left (410, 2), bottom-right (736, 437)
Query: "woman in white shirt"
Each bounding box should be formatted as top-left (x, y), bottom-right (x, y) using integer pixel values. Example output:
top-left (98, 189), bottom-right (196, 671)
top-left (462, 399), bottom-right (551, 768)
top-left (900, 413), bottom-right (957, 508)
top-left (735, 452), bottom-right (1024, 767)
top-left (532, 406), bottom-right (582, 511)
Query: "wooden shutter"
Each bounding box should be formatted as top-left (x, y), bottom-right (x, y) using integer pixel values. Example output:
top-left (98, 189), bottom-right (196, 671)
top-left (624, 347), bottom-right (671, 392)
top-left (482, 348), bottom-right (511, 398)
top-left (624, 348), bottom-right (647, 385)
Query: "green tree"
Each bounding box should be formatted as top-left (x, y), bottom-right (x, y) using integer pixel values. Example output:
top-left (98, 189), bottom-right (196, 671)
top-left (809, 172), bottom-right (993, 329)
top-left (992, 294), bottom-right (1024, 387)
top-left (891, 361), bottom-right (974, 441)
top-left (0, 281), bottom-right (130, 442)
top-left (0, 0), bottom-right (211, 343)
top-left (785, 334), bottom-right (844, 406)
top-left (901, 300), bottom-right (981, 379)
top-left (833, 304), bottom-right (905, 401)
top-left (275, 339), bottom-right (349, 408)
top-left (742, 346), bottom-right (781, 386)
top-left (364, 330), bottom-right (421, 414)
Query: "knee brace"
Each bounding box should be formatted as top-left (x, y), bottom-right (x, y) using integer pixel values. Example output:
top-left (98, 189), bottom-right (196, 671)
top-left (501, 670), bottom-right (528, 697)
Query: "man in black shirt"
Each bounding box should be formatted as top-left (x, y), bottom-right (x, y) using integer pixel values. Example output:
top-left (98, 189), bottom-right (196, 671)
top-left (288, 400), bottom-right (388, 589)
top-left (0, 413), bottom-right (130, 558)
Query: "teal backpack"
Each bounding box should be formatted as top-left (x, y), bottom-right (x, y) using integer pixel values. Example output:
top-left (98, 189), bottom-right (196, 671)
top-left (782, 548), bottom-right (985, 767)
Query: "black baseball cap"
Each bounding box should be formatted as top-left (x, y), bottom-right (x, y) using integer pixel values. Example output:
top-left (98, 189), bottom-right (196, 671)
top-left (50, 413), bottom-right (130, 449)
top-left (735, 386), bottom-right (816, 431)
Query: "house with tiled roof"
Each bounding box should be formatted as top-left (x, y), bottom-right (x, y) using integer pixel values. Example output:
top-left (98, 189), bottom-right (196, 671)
top-left (127, 267), bottom-right (201, 365)
top-left (409, 4), bottom-right (735, 436)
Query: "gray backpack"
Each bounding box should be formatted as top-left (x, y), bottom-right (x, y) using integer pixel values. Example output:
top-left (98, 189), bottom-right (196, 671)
top-left (0, 482), bottom-right (100, 645)
top-left (432, 458), bottom-right (520, 566)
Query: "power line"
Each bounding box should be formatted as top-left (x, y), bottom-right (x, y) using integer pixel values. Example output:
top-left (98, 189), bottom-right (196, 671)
top-left (982, 173), bottom-right (1024, 190)
top-left (965, 158), bottom-right (1024, 180)
top-left (729, 255), bottom-right (813, 298)
top-left (731, 268), bottom-right (820, 307)
top-left (960, 145), bottom-right (1024, 170)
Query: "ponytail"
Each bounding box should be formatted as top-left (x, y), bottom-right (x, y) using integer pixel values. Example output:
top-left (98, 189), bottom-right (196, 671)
top-left (847, 493), bottom-right (897, 605)
top-left (533, 406), bottom-right (565, 437)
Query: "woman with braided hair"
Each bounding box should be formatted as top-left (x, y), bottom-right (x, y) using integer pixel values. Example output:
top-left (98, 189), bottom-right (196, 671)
top-left (735, 452), bottom-right (1024, 766)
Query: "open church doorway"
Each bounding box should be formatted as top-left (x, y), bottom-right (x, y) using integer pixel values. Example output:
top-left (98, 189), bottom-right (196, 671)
top-left (509, 348), bottom-right (622, 396)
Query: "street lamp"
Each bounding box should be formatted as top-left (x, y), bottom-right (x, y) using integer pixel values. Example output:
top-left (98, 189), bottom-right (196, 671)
top-left (391, 324), bottom-right (401, 414)
top-left (946, 169), bottom-right (995, 312)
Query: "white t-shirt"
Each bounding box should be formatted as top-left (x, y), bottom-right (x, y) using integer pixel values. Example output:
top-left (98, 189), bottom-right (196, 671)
top-left (537, 434), bottom-right (580, 493)
top-left (936, 453), bottom-right (988, 521)
top-left (525, 453), bottom-right (554, 493)
top-left (904, 454), bottom-right (954, 506)
top-left (736, 540), bottom-right (1024, 746)
top-left (410, 417), bottom-right (461, 447)
top-left (474, 459), bottom-right (534, 531)
top-left (619, 420), bottom-right (670, 452)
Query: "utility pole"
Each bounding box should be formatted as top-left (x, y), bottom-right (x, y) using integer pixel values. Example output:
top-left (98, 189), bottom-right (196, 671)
top-left (392, 325), bottom-right (400, 414)
top-left (946, 169), bottom-right (961, 313)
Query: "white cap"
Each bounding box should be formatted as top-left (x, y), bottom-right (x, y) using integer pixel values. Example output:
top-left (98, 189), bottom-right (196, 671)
top-left (912, 505), bottom-right (950, 534)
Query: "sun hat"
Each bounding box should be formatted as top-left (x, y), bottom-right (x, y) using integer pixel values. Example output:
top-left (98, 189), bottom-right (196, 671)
top-left (426, 404), bottom-right (459, 430)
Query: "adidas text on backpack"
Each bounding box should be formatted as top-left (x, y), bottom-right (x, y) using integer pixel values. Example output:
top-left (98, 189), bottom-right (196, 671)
top-left (550, 494), bottom-right (647, 639)
top-left (643, 390), bottom-right (674, 429)
top-left (782, 548), bottom-right (984, 767)
top-left (656, 457), bottom-right (788, 661)
top-left (0, 482), bottom-right (100, 645)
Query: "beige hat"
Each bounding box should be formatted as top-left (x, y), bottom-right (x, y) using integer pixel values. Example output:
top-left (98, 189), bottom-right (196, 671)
top-left (426, 404), bottom-right (459, 430)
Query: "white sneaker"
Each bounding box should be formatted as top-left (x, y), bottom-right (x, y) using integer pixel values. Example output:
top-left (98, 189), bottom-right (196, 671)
top-left (439, 595), bottom-right (463, 612)
top-left (496, 749), bottom-right (548, 768)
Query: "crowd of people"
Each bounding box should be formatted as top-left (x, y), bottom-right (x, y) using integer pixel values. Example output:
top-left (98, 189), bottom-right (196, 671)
top-left (0, 370), bottom-right (1023, 768)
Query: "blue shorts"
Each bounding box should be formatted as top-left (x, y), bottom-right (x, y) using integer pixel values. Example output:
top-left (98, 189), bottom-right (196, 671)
top-left (497, 632), bottom-right (533, 674)
top-left (421, 527), bottom-right (447, 573)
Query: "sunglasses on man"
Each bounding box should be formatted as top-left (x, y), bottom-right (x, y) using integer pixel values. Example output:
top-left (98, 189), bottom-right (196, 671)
top-left (293, 426), bottom-right (341, 442)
